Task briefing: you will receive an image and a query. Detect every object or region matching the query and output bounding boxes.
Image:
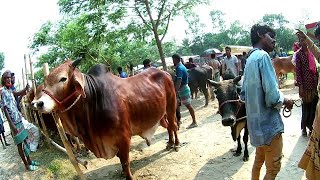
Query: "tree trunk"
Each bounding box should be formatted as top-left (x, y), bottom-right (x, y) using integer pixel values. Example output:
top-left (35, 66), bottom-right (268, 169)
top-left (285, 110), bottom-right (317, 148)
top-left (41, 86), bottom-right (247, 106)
top-left (154, 32), bottom-right (167, 71)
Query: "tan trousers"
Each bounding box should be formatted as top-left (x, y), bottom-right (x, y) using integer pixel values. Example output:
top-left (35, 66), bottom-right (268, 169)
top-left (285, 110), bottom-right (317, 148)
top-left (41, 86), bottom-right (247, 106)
top-left (252, 134), bottom-right (283, 180)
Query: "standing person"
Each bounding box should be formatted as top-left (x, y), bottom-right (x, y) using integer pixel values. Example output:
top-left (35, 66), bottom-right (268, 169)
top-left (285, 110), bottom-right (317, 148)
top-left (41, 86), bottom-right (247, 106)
top-left (295, 37), bottom-right (318, 136)
top-left (208, 53), bottom-right (221, 82)
top-left (0, 88), bottom-right (10, 149)
top-left (1, 71), bottom-right (39, 171)
top-left (240, 51), bottom-right (247, 75)
top-left (221, 46), bottom-right (239, 79)
top-left (143, 59), bottom-right (152, 70)
top-left (241, 24), bottom-right (293, 180)
top-left (117, 66), bottom-right (128, 78)
top-left (296, 25), bottom-right (320, 180)
top-left (279, 48), bottom-right (287, 57)
top-left (184, 58), bottom-right (197, 69)
top-left (172, 54), bottom-right (197, 129)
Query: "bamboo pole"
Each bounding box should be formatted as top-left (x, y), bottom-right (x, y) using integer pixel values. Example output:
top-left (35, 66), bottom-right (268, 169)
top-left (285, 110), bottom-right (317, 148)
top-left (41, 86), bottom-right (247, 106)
top-left (37, 63), bottom-right (51, 146)
top-left (52, 113), bottom-right (86, 180)
top-left (28, 54), bottom-right (36, 97)
top-left (22, 68), bottom-right (25, 88)
top-left (24, 54), bottom-right (28, 86)
top-left (38, 113), bottom-right (50, 146)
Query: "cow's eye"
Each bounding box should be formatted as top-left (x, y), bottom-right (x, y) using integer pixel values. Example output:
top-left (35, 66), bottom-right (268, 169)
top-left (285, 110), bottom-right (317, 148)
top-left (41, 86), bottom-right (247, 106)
top-left (59, 77), bottom-right (67, 82)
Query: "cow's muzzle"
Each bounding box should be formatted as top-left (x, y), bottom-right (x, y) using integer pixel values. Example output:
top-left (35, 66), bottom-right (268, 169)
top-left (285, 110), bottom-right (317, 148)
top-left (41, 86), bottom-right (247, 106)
top-left (31, 101), bottom-right (44, 109)
top-left (222, 115), bottom-right (236, 126)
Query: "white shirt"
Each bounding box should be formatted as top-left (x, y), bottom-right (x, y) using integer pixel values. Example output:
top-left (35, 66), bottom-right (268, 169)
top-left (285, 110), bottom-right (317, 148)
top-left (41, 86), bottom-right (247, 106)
top-left (222, 55), bottom-right (238, 76)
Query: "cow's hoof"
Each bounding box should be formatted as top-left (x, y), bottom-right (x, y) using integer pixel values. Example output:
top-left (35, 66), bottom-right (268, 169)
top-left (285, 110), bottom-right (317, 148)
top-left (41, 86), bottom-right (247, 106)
top-left (174, 145), bottom-right (180, 152)
top-left (243, 156), bottom-right (249, 162)
top-left (233, 152), bottom-right (241, 157)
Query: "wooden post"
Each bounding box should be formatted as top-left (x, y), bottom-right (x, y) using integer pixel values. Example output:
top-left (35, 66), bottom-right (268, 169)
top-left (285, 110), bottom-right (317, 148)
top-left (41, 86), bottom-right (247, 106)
top-left (24, 54), bottom-right (28, 86)
top-left (52, 113), bottom-right (86, 180)
top-left (38, 113), bottom-right (51, 145)
top-left (28, 54), bottom-right (36, 97)
top-left (36, 63), bottom-right (51, 146)
top-left (22, 68), bottom-right (25, 88)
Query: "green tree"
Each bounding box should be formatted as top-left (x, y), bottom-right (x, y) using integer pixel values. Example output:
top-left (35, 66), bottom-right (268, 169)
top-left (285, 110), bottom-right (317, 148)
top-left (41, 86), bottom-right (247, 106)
top-left (132, 0), bottom-right (208, 70)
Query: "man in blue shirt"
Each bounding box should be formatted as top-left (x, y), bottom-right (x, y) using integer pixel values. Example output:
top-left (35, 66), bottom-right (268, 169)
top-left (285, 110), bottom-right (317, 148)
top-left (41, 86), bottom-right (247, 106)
top-left (172, 54), bottom-right (197, 129)
top-left (117, 66), bottom-right (128, 78)
top-left (241, 24), bottom-right (293, 179)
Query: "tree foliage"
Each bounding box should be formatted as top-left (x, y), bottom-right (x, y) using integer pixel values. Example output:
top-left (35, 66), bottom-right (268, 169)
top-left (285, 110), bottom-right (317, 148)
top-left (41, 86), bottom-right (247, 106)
top-left (29, 1), bottom-right (303, 83)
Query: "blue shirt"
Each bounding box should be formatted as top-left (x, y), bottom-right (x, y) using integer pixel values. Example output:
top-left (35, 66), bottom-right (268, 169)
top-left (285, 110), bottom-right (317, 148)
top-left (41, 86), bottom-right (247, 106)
top-left (1, 87), bottom-right (23, 124)
top-left (119, 72), bottom-right (128, 78)
top-left (240, 48), bottom-right (284, 147)
top-left (175, 63), bottom-right (188, 86)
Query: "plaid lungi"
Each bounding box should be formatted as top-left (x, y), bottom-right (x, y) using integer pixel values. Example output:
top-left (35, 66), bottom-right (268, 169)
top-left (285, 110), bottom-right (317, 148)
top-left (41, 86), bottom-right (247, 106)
top-left (11, 122), bottom-right (30, 156)
top-left (178, 85), bottom-right (192, 106)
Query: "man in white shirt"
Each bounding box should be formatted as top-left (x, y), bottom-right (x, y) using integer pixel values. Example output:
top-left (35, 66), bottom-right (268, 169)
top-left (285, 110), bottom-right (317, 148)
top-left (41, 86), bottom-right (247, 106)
top-left (221, 46), bottom-right (239, 79)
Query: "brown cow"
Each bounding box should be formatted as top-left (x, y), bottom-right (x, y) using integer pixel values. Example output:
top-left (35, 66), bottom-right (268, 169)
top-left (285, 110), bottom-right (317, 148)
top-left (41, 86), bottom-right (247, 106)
top-left (31, 59), bottom-right (179, 179)
top-left (272, 55), bottom-right (296, 85)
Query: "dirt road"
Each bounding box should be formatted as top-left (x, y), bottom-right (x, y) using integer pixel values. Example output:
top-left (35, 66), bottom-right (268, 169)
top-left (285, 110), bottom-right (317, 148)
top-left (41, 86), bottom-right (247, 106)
top-left (0, 84), bottom-right (309, 180)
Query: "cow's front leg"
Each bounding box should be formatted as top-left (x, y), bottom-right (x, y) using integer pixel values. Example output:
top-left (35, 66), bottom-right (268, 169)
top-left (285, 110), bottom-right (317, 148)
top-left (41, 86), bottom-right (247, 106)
top-left (117, 140), bottom-right (133, 180)
top-left (243, 126), bottom-right (249, 161)
top-left (234, 135), bottom-right (242, 157)
top-left (166, 128), bottom-right (174, 150)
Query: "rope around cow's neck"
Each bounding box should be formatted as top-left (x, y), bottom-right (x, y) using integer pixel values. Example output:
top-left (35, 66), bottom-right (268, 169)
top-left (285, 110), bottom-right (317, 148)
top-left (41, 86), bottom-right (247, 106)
top-left (282, 99), bottom-right (302, 118)
top-left (60, 94), bottom-right (82, 113)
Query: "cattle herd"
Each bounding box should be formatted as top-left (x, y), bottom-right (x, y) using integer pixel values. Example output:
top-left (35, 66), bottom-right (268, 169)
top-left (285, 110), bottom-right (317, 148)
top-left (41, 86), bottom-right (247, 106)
top-left (24, 58), bottom-right (277, 179)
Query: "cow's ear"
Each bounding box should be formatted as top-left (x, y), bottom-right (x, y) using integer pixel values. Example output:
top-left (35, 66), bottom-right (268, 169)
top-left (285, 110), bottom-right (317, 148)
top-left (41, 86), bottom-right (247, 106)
top-left (73, 71), bottom-right (86, 98)
top-left (207, 79), bottom-right (221, 88)
top-left (233, 75), bottom-right (242, 84)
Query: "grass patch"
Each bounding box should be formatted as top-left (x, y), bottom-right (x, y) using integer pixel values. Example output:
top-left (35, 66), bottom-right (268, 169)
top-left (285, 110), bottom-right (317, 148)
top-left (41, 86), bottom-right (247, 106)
top-left (286, 73), bottom-right (294, 80)
top-left (31, 143), bottom-right (78, 180)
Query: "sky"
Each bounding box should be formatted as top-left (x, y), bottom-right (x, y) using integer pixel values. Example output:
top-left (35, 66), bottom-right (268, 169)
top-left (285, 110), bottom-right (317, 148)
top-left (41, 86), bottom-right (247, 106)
top-left (0, 0), bottom-right (318, 89)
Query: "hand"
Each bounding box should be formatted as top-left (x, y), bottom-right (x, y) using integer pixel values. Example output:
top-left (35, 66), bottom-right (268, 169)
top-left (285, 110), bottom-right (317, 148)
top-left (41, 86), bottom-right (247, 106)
top-left (296, 29), bottom-right (307, 41)
top-left (283, 98), bottom-right (294, 111)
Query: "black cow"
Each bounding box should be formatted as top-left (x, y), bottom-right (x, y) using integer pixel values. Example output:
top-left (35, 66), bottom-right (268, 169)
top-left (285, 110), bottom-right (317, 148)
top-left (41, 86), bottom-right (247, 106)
top-left (188, 65), bottom-right (213, 106)
top-left (208, 76), bottom-right (249, 161)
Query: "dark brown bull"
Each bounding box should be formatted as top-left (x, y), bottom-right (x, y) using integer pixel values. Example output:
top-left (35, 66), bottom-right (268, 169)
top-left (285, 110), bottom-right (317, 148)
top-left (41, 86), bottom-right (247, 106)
top-left (31, 59), bottom-right (179, 179)
top-left (188, 65), bottom-right (214, 106)
top-left (208, 76), bottom-right (249, 161)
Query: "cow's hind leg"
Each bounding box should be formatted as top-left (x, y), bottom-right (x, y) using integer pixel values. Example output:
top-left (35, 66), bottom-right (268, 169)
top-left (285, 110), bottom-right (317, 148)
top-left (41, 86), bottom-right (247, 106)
top-left (117, 139), bottom-right (133, 180)
top-left (234, 135), bottom-right (242, 157)
top-left (167, 106), bottom-right (180, 151)
top-left (243, 126), bottom-right (249, 161)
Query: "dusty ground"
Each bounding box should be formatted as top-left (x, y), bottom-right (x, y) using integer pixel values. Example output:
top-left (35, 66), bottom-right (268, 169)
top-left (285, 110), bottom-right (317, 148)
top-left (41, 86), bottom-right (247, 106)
top-left (0, 80), bottom-right (310, 180)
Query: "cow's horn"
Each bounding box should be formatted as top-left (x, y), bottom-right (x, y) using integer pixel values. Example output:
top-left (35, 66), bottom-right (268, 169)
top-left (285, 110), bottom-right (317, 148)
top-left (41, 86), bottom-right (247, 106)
top-left (72, 57), bottom-right (82, 68)
top-left (207, 79), bottom-right (221, 87)
top-left (233, 75), bottom-right (242, 84)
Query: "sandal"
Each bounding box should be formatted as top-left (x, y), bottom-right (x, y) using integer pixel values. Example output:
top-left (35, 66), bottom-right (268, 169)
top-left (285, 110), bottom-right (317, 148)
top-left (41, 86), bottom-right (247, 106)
top-left (31, 161), bottom-right (40, 166)
top-left (29, 165), bottom-right (39, 171)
